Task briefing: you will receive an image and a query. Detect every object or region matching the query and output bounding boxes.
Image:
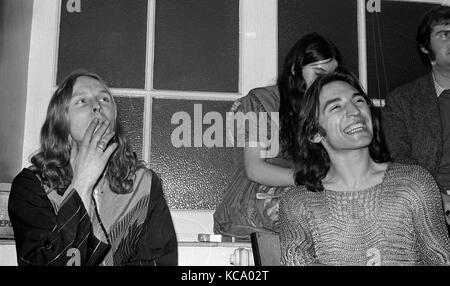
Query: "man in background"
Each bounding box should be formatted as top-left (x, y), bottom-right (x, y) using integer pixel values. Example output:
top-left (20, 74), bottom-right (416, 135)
top-left (382, 5), bottom-right (450, 227)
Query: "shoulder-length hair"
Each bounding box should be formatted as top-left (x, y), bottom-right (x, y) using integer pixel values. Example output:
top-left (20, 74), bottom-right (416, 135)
top-left (277, 32), bottom-right (342, 161)
top-left (294, 69), bottom-right (390, 192)
top-left (30, 70), bottom-right (145, 195)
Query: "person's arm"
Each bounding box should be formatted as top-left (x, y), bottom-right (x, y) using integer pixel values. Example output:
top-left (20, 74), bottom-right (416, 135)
top-left (122, 171), bottom-right (178, 266)
top-left (381, 90), bottom-right (417, 165)
top-left (244, 146), bottom-right (296, 187)
top-left (8, 174), bottom-right (108, 266)
top-left (411, 168), bottom-right (450, 265)
top-left (278, 191), bottom-right (322, 266)
top-left (230, 88), bottom-right (297, 187)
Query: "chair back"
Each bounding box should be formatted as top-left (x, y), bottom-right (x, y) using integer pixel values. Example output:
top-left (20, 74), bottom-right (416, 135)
top-left (250, 231), bottom-right (281, 266)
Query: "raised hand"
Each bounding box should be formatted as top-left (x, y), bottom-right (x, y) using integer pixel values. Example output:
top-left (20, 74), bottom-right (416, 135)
top-left (70, 117), bottom-right (118, 200)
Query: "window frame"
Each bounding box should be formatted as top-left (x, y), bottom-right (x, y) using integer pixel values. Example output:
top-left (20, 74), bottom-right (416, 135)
top-left (23, 0), bottom-right (278, 167)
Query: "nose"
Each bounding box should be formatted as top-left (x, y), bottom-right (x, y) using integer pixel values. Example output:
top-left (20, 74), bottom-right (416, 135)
top-left (92, 99), bottom-right (102, 114)
top-left (346, 102), bottom-right (361, 116)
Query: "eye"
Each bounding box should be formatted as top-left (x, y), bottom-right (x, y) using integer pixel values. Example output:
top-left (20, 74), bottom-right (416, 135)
top-left (329, 105), bottom-right (341, 111)
top-left (354, 96), bottom-right (367, 104)
top-left (76, 98), bottom-right (86, 104)
top-left (100, 96), bottom-right (111, 102)
top-left (439, 32), bottom-right (450, 40)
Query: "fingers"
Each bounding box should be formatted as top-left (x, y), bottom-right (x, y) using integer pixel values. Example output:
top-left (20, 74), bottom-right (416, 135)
top-left (91, 120), bottom-right (110, 146)
top-left (70, 139), bottom-right (79, 168)
top-left (98, 131), bottom-right (115, 147)
top-left (81, 118), bottom-right (100, 146)
top-left (103, 142), bottom-right (118, 159)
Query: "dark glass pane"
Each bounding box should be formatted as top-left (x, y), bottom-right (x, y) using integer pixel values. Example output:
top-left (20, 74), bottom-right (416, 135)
top-left (366, 1), bottom-right (437, 99)
top-left (114, 96), bottom-right (144, 159)
top-left (154, 0), bottom-right (239, 92)
top-left (57, 0), bottom-right (147, 88)
top-left (150, 98), bottom-right (234, 209)
top-left (278, 0), bottom-right (359, 77)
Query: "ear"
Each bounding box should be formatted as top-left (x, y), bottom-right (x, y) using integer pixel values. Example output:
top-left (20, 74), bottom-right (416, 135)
top-left (420, 46), bottom-right (429, 55)
top-left (309, 133), bottom-right (322, 144)
top-left (420, 46), bottom-right (436, 65)
top-left (291, 63), bottom-right (296, 76)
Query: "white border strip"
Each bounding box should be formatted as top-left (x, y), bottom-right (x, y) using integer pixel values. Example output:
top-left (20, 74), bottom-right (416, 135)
top-left (151, 91), bottom-right (241, 101)
top-left (23, 0), bottom-right (60, 168)
top-left (142, 0), bottom-right (156, 164)
top-left (240, 0), bottom-right (277, 96)
top-left (357, 0), bottom-right (368, 92)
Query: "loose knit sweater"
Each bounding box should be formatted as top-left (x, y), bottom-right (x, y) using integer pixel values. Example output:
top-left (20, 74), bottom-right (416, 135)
top-left (279, 163), bottom-right (450, 266)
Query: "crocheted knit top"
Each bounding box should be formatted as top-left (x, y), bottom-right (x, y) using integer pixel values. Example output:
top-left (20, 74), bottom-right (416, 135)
top-left (279, 163), bottom-right (450, 266)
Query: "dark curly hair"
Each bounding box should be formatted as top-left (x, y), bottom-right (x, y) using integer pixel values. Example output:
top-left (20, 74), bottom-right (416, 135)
top-left (30, 70), bottom-right (145, 195)
top-left (277, 32), bottom-right (341, 161)
top-left (294, 69), bottom-right (390, 192)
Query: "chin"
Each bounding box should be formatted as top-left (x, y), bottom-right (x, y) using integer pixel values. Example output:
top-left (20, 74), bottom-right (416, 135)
top-left (345, 133), bottom-right (373, 148)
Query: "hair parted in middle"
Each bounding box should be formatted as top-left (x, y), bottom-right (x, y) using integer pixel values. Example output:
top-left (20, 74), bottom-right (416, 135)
top-left (293, 68), bottom-right (390, 192)
top-left (30, 69), bottom-right (145, 195)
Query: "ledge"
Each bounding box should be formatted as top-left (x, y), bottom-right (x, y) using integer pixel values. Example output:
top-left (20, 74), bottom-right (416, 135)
top-left (178, 241), bottom-right (251, 248)
top-left (0, 239), bottom-right (251, 248)
top-left (0, 239), bottom-right (15, 245)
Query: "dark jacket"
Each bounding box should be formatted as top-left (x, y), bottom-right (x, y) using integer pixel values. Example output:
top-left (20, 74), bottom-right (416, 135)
top-left (8, 169), bottom-right (110, 265)
top-left (382, 73), bottom-right (443, 179)
top-left (8, 168), bottom-right (178, 266)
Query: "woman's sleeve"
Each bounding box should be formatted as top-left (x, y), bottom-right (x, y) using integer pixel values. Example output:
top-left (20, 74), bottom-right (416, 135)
top-left (8, 172), bottom-right (108, 266)
top-left (278, 190), bottom-right (317, 266)
top-left (123, 171), bottom-right (178, 266)
top-left (411, 168), bottom-right (450, 265)
top-left (226, 88), bottom-right (274, 148)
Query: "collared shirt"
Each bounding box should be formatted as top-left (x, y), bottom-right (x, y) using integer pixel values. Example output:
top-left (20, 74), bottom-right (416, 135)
top-left (433, 73), bottom-right (447, 97)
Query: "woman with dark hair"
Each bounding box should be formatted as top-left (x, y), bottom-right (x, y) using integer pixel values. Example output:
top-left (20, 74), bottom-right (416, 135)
top-left (214, 33), bottom-right (341, 239)
top-left (8, 70), bottom-right (177, 266)
top-left (279, 70), bottom-right (450, 265)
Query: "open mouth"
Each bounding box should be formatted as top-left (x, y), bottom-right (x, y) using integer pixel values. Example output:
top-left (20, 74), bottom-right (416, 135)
top-left (344, 122), bottom-right (365, 135)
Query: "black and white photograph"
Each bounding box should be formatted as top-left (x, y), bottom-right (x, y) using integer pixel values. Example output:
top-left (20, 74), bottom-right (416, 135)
top-left (1, 0), bottom-right (450, 272)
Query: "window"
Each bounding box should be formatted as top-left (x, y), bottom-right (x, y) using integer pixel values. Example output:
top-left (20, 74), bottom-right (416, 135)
top-left (24, 0), bottom-right (277, 210)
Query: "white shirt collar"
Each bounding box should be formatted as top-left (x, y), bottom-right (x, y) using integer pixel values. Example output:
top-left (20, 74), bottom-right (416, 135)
top-left (433, 72), bottom-right (446, 97)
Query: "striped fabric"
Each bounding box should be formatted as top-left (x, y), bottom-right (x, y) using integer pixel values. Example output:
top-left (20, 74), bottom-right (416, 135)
top-left (9, 168), bottom-right (110, 266)
top-left (101, 194), bottom-right (150, 265)
top-left (9, 167), bottom-right (177, 266)
top-left (95, 168), bottom-right (178, 266)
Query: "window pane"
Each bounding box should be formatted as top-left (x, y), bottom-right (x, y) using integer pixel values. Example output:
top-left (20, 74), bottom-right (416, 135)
top-left (150, 98), bottom-right (234, 209)
top-left (57, 0), bottom-right (147, 88)
top-left (114, 96), bottom-right (144, 159)
top-left (278, 0), bottom-right (358, 78)
top-left (366, 1), bottom-right (437, 99)
top-left (153, 0), bottom-right (239, 92)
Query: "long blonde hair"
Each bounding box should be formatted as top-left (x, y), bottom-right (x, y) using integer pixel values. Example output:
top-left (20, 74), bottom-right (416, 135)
top-left (30, 70), bottom-right (145, 195)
